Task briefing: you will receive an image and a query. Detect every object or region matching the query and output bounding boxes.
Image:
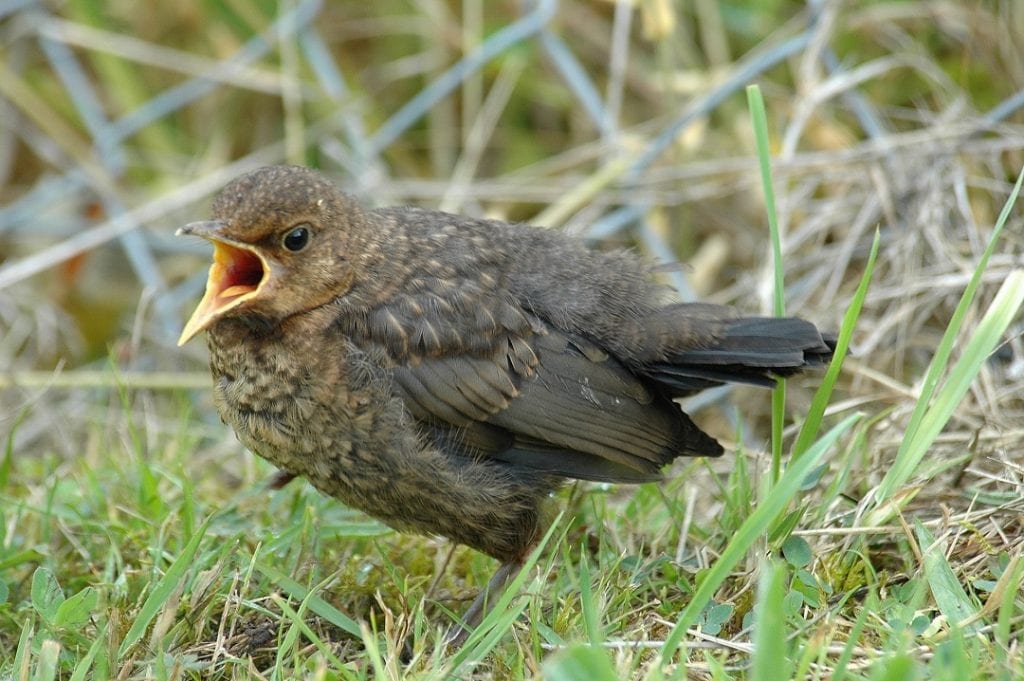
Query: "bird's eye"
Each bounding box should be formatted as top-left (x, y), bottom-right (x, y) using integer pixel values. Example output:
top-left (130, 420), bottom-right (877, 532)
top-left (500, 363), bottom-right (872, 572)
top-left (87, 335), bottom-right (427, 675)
top-left (282, 225), bottom-right (311, 252)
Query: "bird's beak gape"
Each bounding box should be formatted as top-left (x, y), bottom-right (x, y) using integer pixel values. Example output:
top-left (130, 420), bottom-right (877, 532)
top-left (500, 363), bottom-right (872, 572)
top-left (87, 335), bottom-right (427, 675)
top-left (177, 221), bottom-right (269, 346)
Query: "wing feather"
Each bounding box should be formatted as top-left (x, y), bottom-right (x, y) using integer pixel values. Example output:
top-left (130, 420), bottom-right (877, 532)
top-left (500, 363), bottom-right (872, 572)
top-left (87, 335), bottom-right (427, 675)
top-left (390, 325), bottom-right (721, 483)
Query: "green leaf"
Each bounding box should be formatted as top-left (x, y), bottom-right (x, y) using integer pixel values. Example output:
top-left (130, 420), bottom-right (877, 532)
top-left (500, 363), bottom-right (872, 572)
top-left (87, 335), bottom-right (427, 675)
top-left (700, 602), bottom-right (734, 635)
top-left (795, 569), bottom-right (818, 589)
top-left (0, 549), bottom-right (46, 572)
top-left (871, 653), bottom-right (919, 681)
top-left (931, 626), bottom-right (972, 681)
top-left (543, 643), bottom-right (620, 681)
top-left (769, 507), bottom-right (805, 545)
top-left (973, 579), bottom-right (997, 593)
top-left (783, 590), bottom-right (804, 617)
top-left (792, 572), bottom-right (821, 608)
top-left (53, 587), bottom-right (98, 629)
top-left (319, 520), bottom-right (390, 537)
top-left (706, 602), bottom-right (734, 627)
top-left (993, 555), bottom-right (1024, 674)
top-left (910, 615), bottom-right (932, 636)
top-left (31, 567), bottom-right (64, 625)
top-left (782, 536), bottom-right (812, 568)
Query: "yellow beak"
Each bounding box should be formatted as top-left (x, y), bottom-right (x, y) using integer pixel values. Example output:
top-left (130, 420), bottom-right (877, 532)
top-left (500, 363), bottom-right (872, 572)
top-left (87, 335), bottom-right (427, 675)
top-left (177, 221), bottom-right (268, 346)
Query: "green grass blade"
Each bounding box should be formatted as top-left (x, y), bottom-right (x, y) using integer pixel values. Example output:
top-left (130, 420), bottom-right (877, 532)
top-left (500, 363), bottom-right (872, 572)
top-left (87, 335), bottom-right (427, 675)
top-left (746, 84), bottom-right (784, 317)
top-left (875, 167), bottom-right (1024, 501)
top-left (831, 589), bottom-right (875, 681)
top-left (14, 621), bottom-right (33, 680)
top-left (746, 84), bottom-right (787, 484)
top-left (915, 520), bottom-right (980, 634)
top-left (792, 229), bottom-right (880, 459)
top-left (578, 546), bottom-right (602, 646)
top-left (31, 639), bottom-right (60, 681)
top-left (751, 560), bottom-right (790, 681)
top-left (117, 515), bottom-right (211, 659)
top-left (660, 413), bottom-right (861, 666)
top-left (994, 555), bottom-right (1024, 672)
top-left (1, 407), bottom-right (29, 489)
top-left (254, 563), bottom-right (362, 638)
top-left (876, 269), bottom-right (1024, 502)
top-left (359, 618), bottom-right (389, 680)
top-left (68, 623), bottom-right (107, 681)
top-left (443, 513), bottom-right (566, 675)
top-left (272, 590), bottom-right (349, 676)
top-left (930, 624), bottom-right (971, 681)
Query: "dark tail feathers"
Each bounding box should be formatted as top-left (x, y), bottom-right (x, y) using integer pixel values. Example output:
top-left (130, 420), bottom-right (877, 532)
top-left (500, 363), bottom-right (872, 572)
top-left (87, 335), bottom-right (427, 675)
top-left (645, 317), bottom-right (836, 396)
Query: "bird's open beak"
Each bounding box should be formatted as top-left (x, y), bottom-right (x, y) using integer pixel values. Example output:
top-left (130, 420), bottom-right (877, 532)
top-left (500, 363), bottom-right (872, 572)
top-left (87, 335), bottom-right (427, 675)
top-left (177, 220), bottom-right (269, 346)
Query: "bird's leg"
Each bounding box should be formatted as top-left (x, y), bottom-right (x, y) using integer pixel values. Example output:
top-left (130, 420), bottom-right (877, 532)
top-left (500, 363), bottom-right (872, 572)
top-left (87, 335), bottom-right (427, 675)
top-left (424, 544), bottom-right (458, 604)
top-left (444, 559), bottom-right (524, 648)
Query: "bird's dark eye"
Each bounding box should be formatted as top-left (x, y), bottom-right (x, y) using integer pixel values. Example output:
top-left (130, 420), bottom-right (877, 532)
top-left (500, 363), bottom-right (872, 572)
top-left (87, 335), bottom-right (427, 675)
top-left (282, 225), bottom-right (311, 252)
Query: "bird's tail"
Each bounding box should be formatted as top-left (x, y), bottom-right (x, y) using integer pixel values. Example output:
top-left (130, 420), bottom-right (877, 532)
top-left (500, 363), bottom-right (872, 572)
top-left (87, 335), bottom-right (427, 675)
top-left (643, 315), bottom-right (836, 396)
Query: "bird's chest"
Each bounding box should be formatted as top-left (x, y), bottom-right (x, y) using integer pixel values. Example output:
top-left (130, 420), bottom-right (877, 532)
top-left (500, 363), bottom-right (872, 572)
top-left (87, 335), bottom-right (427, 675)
top-left (205, 327), bottom-right (362, 479)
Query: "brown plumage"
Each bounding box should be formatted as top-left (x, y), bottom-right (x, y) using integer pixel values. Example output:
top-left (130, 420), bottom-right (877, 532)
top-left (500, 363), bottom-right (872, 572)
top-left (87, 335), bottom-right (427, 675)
top-left (178, 165), bottom-right (834, 644)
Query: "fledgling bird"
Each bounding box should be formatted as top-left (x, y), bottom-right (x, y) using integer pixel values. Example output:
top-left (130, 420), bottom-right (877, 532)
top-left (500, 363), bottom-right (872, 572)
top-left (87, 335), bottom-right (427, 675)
top-left (178, 165), bottom-right (834, 645)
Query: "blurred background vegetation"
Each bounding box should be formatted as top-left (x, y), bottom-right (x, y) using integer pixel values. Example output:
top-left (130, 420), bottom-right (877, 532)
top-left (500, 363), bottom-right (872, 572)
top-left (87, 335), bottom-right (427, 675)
top-left (3, 0), bottom-right (1019, 369)
top-left (2, 0), bottom-right (1023, 678)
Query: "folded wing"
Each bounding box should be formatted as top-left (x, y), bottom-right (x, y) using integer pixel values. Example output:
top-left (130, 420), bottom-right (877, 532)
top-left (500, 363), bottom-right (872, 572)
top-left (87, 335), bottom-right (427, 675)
top-left (393, 327), bottom-right (722, 483)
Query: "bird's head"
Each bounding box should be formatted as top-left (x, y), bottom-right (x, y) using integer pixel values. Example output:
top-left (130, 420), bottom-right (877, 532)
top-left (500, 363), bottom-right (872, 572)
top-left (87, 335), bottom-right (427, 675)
top-left (177, 165), bottom-right (365, 345)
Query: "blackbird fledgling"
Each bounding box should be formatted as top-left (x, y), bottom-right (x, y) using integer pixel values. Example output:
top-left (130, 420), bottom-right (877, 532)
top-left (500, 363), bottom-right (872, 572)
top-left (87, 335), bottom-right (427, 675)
top-left (178, 165), bottom-right (835, 645)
